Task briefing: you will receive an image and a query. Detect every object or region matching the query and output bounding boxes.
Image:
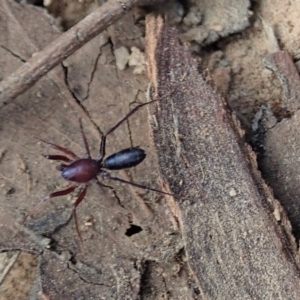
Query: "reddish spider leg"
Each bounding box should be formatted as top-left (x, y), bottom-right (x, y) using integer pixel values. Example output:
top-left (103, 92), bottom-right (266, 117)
top-left (72, 185), bottom-right (88, 246)
top-left (21, 125), bottom-right (90, 242)
top-left (20, 185), bottom-right (77, 226)
top-left (35, 137), bottom-right (79, 160)
top-left (42, 154), bottom-right (72, 163)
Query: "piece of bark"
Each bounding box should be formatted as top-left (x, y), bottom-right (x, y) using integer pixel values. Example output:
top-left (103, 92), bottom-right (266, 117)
top-left (263, 51), bottom-right (300, 112)
top-left (255, 51), bottom-right (300, 238)
top-left (146, 15), bottom-right (300, 299)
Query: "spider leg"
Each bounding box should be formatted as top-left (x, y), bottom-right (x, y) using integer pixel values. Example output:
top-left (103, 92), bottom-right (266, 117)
top-left (99, 99), bottom-right (159, 161)
top-left (79, 119), bottom-right (91, 158)
top-left (36, 137), bottom-right (78, 159)
top-left (98, 87), bottom-right (175, 161)
top-left (43, 154), bottom-right (72, 163)
top-left (20, 185), bottom-right (77, 226)
top-left (72, 186), bottom-right (88, 248)
top-left (102, 172), bottom-right (173, 196)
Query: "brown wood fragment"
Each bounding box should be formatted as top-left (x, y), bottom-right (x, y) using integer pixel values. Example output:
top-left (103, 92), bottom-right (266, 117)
top-left (263, 51), bottom-right (300, 112)
top-left (146, 15), bottom-right (300, 299)
top-left (258, 51), bottom-right (300, 239)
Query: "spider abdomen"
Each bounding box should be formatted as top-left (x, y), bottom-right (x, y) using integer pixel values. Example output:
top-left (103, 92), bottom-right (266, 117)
top-left (61, 158), bottom-right (100, 183)
top-left (103, 148), bottom-right (146, 170)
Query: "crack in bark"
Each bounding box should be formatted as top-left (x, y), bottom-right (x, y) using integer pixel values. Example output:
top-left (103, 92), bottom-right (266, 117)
top-left (0, 45), bottom-right (26, 63)
top-left (61, 62), bottom-right (104, 136)
top-left (66, 261), bottom-right (113, 288)
top-left (82, 46), bottom-right (105, 102)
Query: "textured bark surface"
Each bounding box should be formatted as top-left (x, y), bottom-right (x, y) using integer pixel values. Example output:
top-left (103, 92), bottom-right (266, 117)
top-left (146, 15), bottom-right (300, 300)
top-left (255, 52), bottom-right (300, 239)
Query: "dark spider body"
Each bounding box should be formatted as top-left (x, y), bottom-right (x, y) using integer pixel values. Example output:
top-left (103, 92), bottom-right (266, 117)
top-left (61, 147), bottom-right (146, 182)
top-left (103, 148), bottom-right (146, 170)
top-left (22, 98), bottom-right (171, 246)
top-left (61, 158), bottom-right (100, 183)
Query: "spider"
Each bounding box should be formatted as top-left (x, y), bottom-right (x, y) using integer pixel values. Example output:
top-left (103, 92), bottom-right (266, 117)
top-left (21, 98), bottom-right (172, 244)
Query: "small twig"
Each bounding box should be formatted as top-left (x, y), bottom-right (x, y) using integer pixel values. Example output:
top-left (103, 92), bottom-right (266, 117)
top-left (17, 155), bottom-right (32, 195)
top-left (0, 148), bottom-right (6, 164)
top-left (0, 0), bottom-right (165, 110)
top-left (0, 252), bottom-right (20, 285)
